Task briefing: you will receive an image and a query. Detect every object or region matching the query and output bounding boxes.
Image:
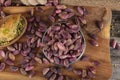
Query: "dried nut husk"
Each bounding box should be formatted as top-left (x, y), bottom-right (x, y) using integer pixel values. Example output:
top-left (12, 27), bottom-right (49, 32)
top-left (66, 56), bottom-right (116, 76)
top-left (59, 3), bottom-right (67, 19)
top-left (49, 73), bottom-right (57, 80)
top-left (34, 57), bottom-right (42, 64)
top-left (49, 15), bottom-right (55, 23)
top-left (0, 11), bottom-right (6, 18)
top-left (35, 16), bottom-right (40, 22)
top-left (54, 57), bottom-right (60, 64)
top-left (115, 43), bottom-right (120, 50)
top-left (58, 12), bottom-right (74, 20)
top-left (13, 50), bottom-right (20, 55)
top-left (90, 39), bottom-right (99, 47)
top-left (28, 17), bottom-right (35, 22)
top-left (20, 68), bottom-right (27, 75)
top-left (6, 59), bottom-right (14, 66)
top-left (88, 66), bottom-right (96, 74)
top-left (55, 9), bottom-right (62, 14)
top-left (82, 69), bottom-right (87, 78)
top-left (63, 59), bottom-right (69, 67)
top-left (7, 46), bottom-right (16, 52)
top-left (0, 0), bottom-right (4, 4)
top-left (0, 50), bottom-right (6, 59)
top-left (79, 16), bottom-right (87, 24)
top-left (4, 0), bottom-right (12, 6)
top-left (0, 63), bottom-right (6, 71)
top-left (77, 6), bottom-right (84, 15)
top-left (110, 39), bottom-right (117, 48)
top-left (53, 0), bottom-right (59, 6)
top-left (57, 42), bottom-right (66, 51)
top-left (45, 70), bottom-right (53, 78)
top-left (13, 43), bottom-right (18, 50)
top-left (42, 68), bottom-right (50, 75)
top-left (18, 43), bottom-right (22, 51)
top-left (42, 58), bottom-right (50, 64)
top-left (51, 67), bottom-right (57, 74)
top-left (9, 53), bottom-right (15, 61)
top-left (25, 66), bottom-right (34, 71)
top-left (88, 70), bottom-right (95, 78)
top-left (10, 66), bottom-right (19, 72)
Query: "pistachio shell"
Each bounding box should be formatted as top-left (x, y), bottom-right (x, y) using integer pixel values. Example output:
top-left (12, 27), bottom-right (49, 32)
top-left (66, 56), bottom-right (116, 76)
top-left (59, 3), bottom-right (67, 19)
top-left (0, 50), bottom-right (5, 58)
top-left (45, 71), bottom-right (53, 78)
top-left (0, 63), bottom-right (6, 71)
top-left (49, 73), bottom-right (57, 80)
top-left (77, 6), bottom-right (84, 15)
top-left (53, 0), bottom-right (59, 6)
top-left (6, 59), bottom-right (14, 66)
top-left (7, 46), bottom-right (16, 52)
top-left (4, 0), bottom-right (11, 6)
top-left (42, 68), bottom-right (50, 75)
top-left (20, 68), bottom-right (27, 75)
top-left (10, 66), bottom-right (19, 72)
top-left (82, 69), bottom-right (87, 78)
top-left (57, 42), bottom-right (66, 51)
top-left (25, 66), bottom-right (34, 71)
top-left (110, 39), bottom-right (117, 48)
top-left (9, 53), bottom-right (15, 61)
top-left (90, 39), bottom-right (99, 47)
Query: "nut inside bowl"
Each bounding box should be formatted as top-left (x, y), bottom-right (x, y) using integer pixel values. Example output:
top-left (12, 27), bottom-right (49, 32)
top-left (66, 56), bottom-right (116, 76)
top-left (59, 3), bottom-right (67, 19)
top-left (0, 14), bottom-right (27, 49)
top-left (42, 21), bottom-right (86, 67)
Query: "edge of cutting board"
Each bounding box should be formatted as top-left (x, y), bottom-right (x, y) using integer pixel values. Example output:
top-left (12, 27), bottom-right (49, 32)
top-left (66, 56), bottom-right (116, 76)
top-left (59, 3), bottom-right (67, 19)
top-left (0, 6), bottom-right (113, 80)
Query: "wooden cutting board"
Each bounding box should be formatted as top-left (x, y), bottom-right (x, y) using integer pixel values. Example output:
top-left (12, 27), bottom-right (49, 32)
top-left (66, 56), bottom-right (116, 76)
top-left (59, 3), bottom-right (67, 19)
top-left (0, 6), bottom-right (112, 80)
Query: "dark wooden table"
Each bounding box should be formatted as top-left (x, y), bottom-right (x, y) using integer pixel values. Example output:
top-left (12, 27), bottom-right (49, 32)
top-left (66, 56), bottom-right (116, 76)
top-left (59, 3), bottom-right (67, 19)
top-left (111, 11), bottom-right (120, 80)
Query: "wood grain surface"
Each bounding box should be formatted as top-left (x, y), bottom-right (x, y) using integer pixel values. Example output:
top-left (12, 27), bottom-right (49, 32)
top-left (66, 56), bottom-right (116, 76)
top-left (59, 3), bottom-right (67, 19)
top-left (60, 0), bottom-right (120, 10)
top-left (0, 6), bottom-right (112, 80)
top-left (111, 37), bottom-right (120, 80)
top-left (10, 0), bottom-right (120, 10)
top-left (110, 12), bottom-right (120, 80)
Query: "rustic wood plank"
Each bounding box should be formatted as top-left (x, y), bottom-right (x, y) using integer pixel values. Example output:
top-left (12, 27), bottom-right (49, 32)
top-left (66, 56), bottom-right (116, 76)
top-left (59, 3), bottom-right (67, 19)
top-left (111, 11), bottom-right (120, 80)
top-left (111, 57), bottom-right (120, 79)
top-left (5, 0), bottom-right (120, 11)
top-left (111, 60), bottom-right (120, 80)
top-left (110, 37), bottom-right (120, 80)
top-left (60, 0), bottom-right (120, 10)
top-left (111, 56), bottom-right (120, 64)
top-left (110, 37), bottom-right (120, 57)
